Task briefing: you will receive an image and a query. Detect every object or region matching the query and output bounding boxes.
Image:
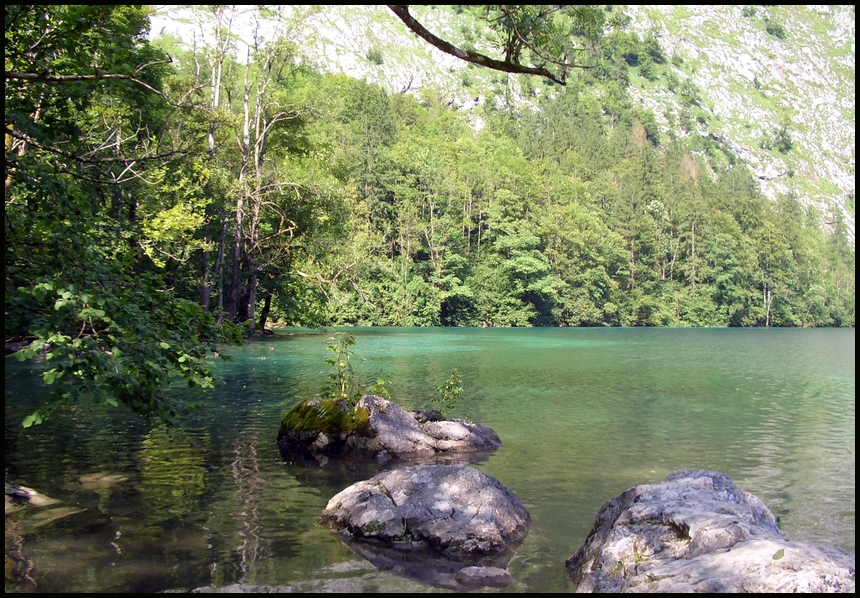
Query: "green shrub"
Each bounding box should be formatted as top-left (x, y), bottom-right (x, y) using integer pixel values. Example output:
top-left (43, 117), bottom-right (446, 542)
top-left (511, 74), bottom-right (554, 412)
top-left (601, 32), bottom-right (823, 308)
top-left (366, 47), bottom-right (384, 65)
top-left (281, 333), bottom-right (387, 434)
top-left (766, 21), bottom-right (787, 40)
top-left (432, 368), bottom-right (463, 414)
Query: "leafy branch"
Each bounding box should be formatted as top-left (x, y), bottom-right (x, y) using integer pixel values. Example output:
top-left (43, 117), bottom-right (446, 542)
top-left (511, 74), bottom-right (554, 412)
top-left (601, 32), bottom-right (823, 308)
top-left (318, 333), bottom-right (389, 406)
top-left (432, 368), bottom-right (463, 414)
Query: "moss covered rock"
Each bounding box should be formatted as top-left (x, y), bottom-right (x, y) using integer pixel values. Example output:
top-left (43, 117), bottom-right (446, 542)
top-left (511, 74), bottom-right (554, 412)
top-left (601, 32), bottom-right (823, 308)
top-left (277, 395), bottom-right (501, 465)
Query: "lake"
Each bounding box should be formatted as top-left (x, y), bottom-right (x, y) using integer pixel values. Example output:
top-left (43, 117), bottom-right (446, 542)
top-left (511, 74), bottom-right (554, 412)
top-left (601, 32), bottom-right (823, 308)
top-left (4, 327), bottom-right (855, 593)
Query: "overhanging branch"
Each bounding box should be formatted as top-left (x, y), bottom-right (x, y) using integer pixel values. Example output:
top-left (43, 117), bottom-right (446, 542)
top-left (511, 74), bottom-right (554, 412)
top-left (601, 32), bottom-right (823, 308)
top-left (386, 5), bottom-right (567, 85)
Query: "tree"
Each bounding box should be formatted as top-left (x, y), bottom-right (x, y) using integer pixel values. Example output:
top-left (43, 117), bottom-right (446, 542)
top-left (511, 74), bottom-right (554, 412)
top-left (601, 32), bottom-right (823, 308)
top-left (387, 5), bottom-right (609, 85)
top-left (5, 5), bottom-right (243, 426)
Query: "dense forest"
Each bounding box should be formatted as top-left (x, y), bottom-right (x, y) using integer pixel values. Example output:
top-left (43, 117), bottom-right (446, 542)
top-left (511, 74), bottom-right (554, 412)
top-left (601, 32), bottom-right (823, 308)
top-left (5, 6), bottom-right (855, 424)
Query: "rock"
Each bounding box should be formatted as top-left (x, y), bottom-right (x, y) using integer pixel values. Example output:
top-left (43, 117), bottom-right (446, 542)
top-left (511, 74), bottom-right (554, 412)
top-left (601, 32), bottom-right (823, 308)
top-left (277, 395), bottom-right (501, 465)
top-left (566, 469), bottom-right (856, 593)
top-left (409, 408), bottom-right (444, 423)
top-left (454, 565), bottom-right (514, 588)
top-left (77, 472), bottom-right (129, 490)
top-left (5, 341), bottom-right (49, 356)
top-left (321, 464), bottom-right (531, 557)
top-left (319, 464), bottom-right (530, 589)
top-left (5, 482), bottom-right (62, 511)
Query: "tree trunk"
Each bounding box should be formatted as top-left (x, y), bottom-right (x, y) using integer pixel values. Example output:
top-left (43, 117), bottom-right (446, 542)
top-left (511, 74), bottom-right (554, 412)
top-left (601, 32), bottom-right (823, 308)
top-left (764, 282), bottom-right (772, 328)
top-left (214, 215), bottom-right (227, 323)
top-left (228, 200), bottom-right (244, 322)
top-left (257, 292), bottom-right (273, 331)
top-left (200, 243), bottom-right (211, 309)
top-left (690, 221), bottom-right (697, 289)
top-left (228, 57), bottom-right (252, 324)
top-left (245, 272), bottom-right (257, 331)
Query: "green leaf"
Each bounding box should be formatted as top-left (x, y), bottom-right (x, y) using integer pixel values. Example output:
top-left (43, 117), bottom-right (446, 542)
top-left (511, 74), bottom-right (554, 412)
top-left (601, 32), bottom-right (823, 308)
top-left (22, 412), bottom-right (43, 428)
top-left (14, 348), bottom-right (34, 362)
top-left (772, 548), bottom-right (785, 560)
top-left (159, 342), bottom-right (170, 349)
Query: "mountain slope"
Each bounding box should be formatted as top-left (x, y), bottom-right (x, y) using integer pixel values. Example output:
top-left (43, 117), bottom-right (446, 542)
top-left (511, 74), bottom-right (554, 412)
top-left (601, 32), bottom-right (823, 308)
top-left (150, 5), bottom-right (855, 240)
top-left (623, 5), bottom-right (854, 238)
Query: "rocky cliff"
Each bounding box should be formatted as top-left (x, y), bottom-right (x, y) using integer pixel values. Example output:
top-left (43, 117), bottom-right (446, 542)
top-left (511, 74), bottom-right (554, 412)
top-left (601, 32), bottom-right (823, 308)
top-left (151, 5), bottom-right (855, 240)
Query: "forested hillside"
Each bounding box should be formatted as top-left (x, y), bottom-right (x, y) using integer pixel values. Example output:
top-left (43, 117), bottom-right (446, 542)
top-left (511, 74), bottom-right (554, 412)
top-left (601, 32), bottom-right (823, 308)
top-left (145, 4), bottom-right (855, 329)
top-left (5, 6), bottom-right (854, 424)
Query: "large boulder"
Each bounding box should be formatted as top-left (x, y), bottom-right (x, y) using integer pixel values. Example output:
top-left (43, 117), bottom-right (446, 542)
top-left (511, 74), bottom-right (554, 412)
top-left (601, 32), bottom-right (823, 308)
top-left (277, 395), bottom-right (501, 465)
top-left (566, 469), bottom-right (855, 593)
top-left (319, 464), bottom-right (531, 589)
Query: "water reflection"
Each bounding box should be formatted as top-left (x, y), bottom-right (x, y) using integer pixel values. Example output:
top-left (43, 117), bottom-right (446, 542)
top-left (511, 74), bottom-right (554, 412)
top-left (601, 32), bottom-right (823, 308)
top-left (337, 536), bottom-right (516, 591)
top-left (4, 328), bottom-right (855, 593)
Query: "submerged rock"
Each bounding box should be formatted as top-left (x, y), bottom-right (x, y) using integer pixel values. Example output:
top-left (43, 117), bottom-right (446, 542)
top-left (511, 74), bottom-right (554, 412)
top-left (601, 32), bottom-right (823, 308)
top-left (454, 565), bottom-right (515, 588)
top-left (566, 469), bottom-right (855, 593)
top-left (277, 395), bottom-right (501, 465)
top-left (5, 482), bottom-right (62, 512)
top-left (319, 464), bottom-right (530, 589)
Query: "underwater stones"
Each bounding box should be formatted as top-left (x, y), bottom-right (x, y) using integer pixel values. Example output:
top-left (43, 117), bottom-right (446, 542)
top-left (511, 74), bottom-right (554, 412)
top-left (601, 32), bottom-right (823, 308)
top-left (319, 464), bottom-right (530, 589)
top-left (566, 469), bottom-right (856, 593)
top-left (454, 565), bottom-right (515, 588)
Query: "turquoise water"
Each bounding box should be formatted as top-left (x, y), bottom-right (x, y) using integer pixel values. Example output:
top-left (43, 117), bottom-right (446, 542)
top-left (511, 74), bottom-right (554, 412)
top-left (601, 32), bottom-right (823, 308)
top-left (4, 328), bottom-right (855, 592)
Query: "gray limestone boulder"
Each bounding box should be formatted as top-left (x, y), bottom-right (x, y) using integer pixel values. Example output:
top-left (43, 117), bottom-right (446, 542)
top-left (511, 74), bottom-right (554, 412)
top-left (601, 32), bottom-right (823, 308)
top-left (566, 469), bottom-right (855, 593)
top-left (321, 464), bottom-right (531, 558)
top-left (351, 395), bottom-right (501, 459)
top-left (319, 464), bottom-right (530, 589)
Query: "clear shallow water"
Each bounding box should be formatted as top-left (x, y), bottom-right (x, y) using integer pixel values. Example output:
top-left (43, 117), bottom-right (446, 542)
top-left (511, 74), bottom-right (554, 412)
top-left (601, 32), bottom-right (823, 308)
top-left (4, 327), bottom-right (855, 593)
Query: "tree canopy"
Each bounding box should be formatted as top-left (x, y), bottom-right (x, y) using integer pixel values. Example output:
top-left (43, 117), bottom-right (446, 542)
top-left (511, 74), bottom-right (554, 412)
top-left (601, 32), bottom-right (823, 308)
top-left (5, 5), bottom-right (243, 426)
top-left (5, 5), bottom-right (854, 428)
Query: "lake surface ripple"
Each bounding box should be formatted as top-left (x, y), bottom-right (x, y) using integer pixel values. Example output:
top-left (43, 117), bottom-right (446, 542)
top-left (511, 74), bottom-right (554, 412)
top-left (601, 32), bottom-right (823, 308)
top-left (4, 328), bottom-right (854, 593)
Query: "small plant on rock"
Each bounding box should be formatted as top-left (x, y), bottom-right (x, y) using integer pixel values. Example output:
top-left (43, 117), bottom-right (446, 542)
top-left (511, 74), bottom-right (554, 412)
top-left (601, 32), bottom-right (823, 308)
top-left (319, 332), bottom-right (360, 405)
top-left (319, 332), bottom-right (390, 406)
top-left (432, 368), bottom-right (463, 414)
top-left (281, 333), bottom-right (390, 434)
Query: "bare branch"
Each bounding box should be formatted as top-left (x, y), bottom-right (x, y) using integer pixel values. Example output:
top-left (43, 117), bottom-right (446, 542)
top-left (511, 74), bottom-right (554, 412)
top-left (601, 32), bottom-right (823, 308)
top-left (6, 129), bottom-right (191, 165)
top-left (5, 71), bottom-right (195, 108)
